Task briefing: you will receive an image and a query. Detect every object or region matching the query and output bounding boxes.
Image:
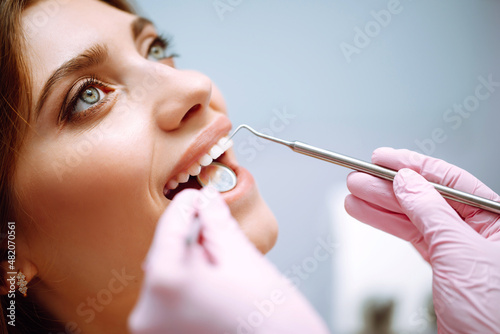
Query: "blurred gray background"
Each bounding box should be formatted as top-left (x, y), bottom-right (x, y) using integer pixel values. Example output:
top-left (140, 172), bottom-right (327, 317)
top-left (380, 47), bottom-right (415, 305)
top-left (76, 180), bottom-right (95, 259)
top-left (137, 1), bottom-right (500, 332)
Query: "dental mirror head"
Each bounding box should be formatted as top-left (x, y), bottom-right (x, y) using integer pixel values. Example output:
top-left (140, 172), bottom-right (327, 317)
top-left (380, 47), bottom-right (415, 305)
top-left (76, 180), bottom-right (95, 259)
top-left (197, 162), bottom-right (237, 192)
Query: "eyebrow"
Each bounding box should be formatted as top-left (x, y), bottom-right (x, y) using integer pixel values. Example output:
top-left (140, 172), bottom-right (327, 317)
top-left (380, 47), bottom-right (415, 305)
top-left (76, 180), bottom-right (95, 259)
top-left (132, 16), bottom-right (154, 40)
top-left (35, 16), bottom-right (155, 119)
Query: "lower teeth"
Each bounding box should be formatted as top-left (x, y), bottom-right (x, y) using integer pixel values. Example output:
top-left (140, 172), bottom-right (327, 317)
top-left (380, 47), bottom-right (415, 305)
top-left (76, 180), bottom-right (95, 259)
top-left (196, 162), bottom-right (237, 192)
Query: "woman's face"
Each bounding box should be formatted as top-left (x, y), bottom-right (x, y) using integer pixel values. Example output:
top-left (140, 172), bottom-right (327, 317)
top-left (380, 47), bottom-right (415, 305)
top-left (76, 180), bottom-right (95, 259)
top-left (13, 0), bottom-right (277, 331)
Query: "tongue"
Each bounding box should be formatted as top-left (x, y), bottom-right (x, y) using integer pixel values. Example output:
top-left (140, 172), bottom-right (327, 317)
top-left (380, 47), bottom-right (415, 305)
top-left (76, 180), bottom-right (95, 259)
top-left (165, 175), bottom-right (202, 200)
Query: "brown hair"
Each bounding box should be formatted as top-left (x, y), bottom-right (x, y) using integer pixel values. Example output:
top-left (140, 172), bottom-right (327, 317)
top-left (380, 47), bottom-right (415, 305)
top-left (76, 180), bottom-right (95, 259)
top-left (0, 1), bottom-right (135, 332)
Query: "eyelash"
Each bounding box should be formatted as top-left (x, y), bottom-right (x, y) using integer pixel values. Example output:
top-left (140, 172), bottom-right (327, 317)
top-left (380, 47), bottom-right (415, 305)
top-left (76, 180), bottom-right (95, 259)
top-left (151, 34), bottom-right (179, 59)
top-left (59, 35), bottom-right (178, 124)
top-left (59, 76), bottom-right (108, 123)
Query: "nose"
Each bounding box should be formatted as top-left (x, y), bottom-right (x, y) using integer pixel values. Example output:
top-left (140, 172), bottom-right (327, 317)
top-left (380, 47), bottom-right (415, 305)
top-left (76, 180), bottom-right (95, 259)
top-left (149, 65), bottom-right (212, 132)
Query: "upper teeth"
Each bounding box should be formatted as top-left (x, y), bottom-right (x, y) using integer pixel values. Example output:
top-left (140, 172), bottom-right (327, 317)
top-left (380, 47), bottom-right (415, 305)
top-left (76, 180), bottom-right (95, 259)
top-left (165, 136), bottom-right (233, 192)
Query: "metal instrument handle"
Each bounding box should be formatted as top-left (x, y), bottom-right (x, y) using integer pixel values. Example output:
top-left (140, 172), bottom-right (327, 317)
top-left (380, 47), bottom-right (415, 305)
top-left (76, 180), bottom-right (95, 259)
top-left (292, 141), bottom-right (500, 215)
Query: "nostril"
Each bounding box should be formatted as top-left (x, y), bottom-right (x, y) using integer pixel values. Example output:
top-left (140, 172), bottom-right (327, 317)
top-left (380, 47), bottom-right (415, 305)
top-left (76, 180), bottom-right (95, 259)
top-left (182, 104), bottom-right (201, 123)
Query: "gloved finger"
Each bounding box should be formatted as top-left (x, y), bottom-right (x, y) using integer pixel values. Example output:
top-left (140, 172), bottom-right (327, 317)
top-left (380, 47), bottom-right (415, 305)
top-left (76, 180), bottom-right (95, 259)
top-left (393, 168), bottom-right (475, 251)
top-left (346, 171), bottom-right (404, 214)
top-left (197, 186), bottom-right (238, 231)
top-left (344, 194), bottom-right (430, 260)
top-left (129, 189), bottom-right (204, 332)
top-left (196, 187), bottom-right (255, 260)
top-left (372, 147), bottom-right (500, 225)
top-left (144, 189), bottom-right (200, 278)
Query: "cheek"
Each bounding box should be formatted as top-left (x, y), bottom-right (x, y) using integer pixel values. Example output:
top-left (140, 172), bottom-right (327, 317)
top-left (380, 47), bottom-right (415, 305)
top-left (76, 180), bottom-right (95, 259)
top-left (228, 186), bottom-right (278, 254)
top-left (13, 116), bottom-right (160, 245)
top-left (12, 116), bottom-right (168, 283)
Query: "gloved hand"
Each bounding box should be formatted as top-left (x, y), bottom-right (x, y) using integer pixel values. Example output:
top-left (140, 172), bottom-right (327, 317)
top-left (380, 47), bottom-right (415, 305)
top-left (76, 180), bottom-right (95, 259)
top-left (128, 187), bottom-right (329, 334)
top-left (345, 147), bottom-right (500, 333)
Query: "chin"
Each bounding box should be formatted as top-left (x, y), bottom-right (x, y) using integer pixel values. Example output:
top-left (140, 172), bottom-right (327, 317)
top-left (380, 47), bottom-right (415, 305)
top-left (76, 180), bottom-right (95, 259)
top-left (227, 187), bottom-right (278, 254)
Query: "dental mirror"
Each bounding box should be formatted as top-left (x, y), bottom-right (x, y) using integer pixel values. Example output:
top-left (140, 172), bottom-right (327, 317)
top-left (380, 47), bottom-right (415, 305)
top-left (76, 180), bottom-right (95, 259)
top-left (197, 162), bottom-right (237, 192)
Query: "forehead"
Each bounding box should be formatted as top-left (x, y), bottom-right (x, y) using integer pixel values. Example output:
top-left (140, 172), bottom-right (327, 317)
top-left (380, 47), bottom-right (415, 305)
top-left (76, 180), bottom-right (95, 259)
top-left (21, 0), bottom-right (136, 88)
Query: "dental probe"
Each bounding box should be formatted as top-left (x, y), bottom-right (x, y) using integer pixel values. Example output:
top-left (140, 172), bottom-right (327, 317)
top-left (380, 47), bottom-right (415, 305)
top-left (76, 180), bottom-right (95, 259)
top-left (228, 124), bottom-right (500, 215)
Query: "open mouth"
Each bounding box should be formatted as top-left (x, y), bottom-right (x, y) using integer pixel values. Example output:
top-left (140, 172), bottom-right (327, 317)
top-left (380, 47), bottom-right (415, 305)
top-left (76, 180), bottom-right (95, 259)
top-left (163, 136), bottom-right (234, 200)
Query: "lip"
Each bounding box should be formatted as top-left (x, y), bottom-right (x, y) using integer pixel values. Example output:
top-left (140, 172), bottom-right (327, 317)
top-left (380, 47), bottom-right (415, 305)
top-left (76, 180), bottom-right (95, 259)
top-left (220, 163), bottom-right (255, 204)
top-left (163, 114), bottom-right (232, 192)
top-left (208, 137), bottom-right (256, 203)
top-left (161, 113), bottom-right (257, 204)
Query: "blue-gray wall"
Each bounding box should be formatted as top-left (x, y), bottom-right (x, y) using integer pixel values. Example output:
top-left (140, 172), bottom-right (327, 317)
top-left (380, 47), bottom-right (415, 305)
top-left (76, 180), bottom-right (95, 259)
top-left (137, 1), bottom-right (500, 332)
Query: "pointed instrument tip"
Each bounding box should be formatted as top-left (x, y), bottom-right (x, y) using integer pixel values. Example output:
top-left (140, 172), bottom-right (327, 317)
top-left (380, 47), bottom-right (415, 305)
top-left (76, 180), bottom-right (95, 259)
top-left (228, 124), bottom-right (255, 141)
top-left (227, 124), bottom-right (293, 147)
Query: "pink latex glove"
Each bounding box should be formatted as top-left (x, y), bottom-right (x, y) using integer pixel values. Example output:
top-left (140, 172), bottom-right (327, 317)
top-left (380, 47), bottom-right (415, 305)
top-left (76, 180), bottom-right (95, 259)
top-left (128, 187), bottom-right (329, 334)
top-left (345, 148), bottom-right (500, 333)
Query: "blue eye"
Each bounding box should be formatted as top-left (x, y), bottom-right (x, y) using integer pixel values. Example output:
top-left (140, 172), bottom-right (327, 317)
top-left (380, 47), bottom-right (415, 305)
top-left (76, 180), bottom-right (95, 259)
top-left (74, 86), bottom-right (105, 113)
top-left (60, 76), bottom-right (111, 123)
top-left (148, 42), bottom-right (167, 61)
top-left (147, 36), bottom-right (178, 61)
